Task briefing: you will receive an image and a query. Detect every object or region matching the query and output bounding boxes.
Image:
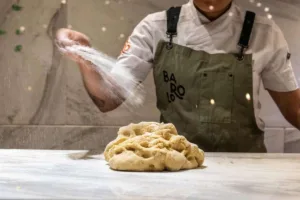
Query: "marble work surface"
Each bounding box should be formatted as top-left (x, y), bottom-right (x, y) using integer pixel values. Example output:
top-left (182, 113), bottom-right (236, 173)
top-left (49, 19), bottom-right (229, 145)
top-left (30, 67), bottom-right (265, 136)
top-left (0, 150), bottom-right (300, 200)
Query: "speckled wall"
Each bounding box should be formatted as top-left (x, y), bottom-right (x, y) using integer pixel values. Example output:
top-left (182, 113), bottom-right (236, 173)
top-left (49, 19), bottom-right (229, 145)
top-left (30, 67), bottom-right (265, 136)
top-left (0, 0), bottom-right (299, 152)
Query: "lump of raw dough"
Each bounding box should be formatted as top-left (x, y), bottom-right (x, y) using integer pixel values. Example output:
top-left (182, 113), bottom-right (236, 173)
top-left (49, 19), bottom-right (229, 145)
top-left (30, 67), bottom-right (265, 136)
top-left (104, 122), bottom-right (205, 171)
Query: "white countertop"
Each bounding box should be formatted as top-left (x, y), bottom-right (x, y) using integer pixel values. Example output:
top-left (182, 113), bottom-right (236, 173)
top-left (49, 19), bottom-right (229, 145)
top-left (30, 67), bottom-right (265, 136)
top-left (0, 150), bottom-right (299, 200)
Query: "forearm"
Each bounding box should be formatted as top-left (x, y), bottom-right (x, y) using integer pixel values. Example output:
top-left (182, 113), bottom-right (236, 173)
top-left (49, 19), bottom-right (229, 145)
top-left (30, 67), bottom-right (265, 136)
top-left (281, 107), bottom-right (300, 130)
top-left (296, 109), bottom-right (300, 130)
top-left (277, 107), bottom-right (300, 130)
top-left (268, 89), bottom-right (300, 130)
top-left (78, 62), bottom-right (123, 112)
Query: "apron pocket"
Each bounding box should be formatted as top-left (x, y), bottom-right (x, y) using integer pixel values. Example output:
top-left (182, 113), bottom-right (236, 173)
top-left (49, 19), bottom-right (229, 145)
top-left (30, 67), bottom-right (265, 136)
top-left (199, 71), bottom-right (233, 124)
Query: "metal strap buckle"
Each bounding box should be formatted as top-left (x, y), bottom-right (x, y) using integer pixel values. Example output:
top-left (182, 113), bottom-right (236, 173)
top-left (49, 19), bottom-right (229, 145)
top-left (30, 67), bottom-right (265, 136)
top-left (166, 32), bottom-right (177, 38)
top-left (237, 46), bottom-right (247, 61)
top-left (166, 32), bottom-right (176, 50)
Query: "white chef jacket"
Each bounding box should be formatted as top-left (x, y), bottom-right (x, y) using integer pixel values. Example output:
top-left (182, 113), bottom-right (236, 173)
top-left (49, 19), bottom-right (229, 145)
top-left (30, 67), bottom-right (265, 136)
top-left (113, 0), bottom-right (298, 130)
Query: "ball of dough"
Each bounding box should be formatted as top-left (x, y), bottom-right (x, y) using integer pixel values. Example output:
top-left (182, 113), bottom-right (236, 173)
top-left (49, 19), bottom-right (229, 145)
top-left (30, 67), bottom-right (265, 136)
top-left (104, 122), bottom-right (205, 171)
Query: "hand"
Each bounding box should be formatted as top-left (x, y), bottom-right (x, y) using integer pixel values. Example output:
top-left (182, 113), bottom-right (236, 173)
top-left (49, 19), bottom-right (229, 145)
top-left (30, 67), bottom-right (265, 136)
top-left (56, 28), bottom-right (91, 63)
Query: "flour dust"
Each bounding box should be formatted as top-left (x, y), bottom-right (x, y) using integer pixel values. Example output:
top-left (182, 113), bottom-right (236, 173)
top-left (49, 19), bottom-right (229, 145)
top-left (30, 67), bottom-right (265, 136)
top-left (56, 43), bottom-right (145, 111)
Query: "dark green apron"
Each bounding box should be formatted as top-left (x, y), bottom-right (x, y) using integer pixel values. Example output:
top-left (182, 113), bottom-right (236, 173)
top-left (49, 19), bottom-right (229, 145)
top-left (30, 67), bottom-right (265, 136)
top-left (153, 7), bottom-right (266, 152)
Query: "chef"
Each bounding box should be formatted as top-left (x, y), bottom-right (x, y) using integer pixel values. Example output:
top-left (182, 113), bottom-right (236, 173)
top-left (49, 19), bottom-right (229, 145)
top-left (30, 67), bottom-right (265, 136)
top-left (56, 0), bottom-right (300, 152)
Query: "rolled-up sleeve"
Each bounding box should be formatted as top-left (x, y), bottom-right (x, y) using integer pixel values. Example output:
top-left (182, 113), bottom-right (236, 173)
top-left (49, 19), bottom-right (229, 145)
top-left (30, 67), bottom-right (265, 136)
top-left (111, 15), bottom-right (154, 83)
top-left (261, 24), bottom-right (298, 92)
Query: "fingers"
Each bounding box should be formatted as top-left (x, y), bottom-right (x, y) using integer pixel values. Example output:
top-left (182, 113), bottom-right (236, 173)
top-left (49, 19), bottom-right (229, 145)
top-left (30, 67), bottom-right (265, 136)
top-left (56, 28), bottom-right (91, 47)
top-left (56, 29), bottom-right (75, 48)
top-left (56, 28), bottom-right (92, 64)
top-left (70, 31), bottom-right (90, 46)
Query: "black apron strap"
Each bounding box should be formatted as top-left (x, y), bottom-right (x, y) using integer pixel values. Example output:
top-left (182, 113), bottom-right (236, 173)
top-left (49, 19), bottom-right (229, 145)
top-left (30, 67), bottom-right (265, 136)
top-left (237, 11), bottom-right (256, 60)
top-left (166, 6), bottom-right (181, 50)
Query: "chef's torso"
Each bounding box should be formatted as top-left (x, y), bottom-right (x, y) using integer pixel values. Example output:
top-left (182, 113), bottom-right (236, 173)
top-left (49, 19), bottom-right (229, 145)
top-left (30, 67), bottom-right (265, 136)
top-left (114, 0), bottom-right (298, 131)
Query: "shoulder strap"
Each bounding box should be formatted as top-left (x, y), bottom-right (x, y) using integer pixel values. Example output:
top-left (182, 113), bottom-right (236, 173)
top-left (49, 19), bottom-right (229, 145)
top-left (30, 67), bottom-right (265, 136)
top-left (166, 6), bottom-right (181, 49)
top-left (238, 11), bottom-right (256, 60)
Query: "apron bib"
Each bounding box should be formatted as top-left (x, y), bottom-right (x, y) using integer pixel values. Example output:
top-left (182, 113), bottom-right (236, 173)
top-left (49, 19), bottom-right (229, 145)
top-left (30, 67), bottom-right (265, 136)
top-left (153, 7), bottom-right (266, 152)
